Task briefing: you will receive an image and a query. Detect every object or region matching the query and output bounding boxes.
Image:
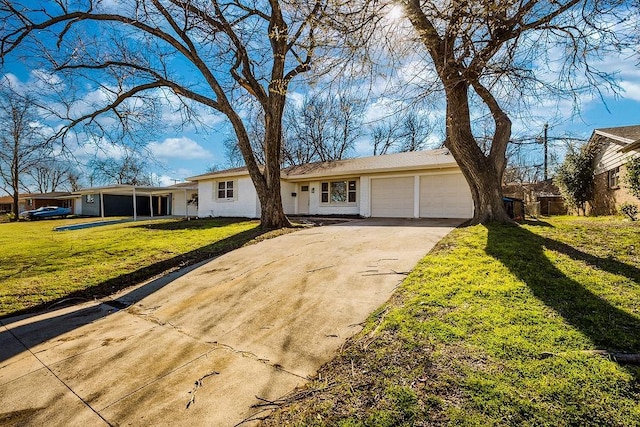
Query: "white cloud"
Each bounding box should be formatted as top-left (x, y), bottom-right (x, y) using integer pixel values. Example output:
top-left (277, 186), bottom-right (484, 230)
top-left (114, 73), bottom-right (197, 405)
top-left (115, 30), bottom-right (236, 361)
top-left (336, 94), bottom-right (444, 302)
top-left (153, 167), bottom-right (197, 185)
top-left (154, 174), bottom-right (178, 186)
top-left (148, 136), bottom-right (213, 160)
top-left (620, 81), bottom-right (640, 102)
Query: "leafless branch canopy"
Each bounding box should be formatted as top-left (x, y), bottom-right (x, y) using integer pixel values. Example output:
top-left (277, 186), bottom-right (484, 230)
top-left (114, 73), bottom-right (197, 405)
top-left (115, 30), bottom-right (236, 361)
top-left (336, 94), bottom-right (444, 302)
top-left (1, 0), bottom-right (331, 226)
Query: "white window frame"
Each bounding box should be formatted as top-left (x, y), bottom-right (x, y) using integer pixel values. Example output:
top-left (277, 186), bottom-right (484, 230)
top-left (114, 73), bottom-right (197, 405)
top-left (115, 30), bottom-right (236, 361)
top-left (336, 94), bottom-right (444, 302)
top-left (215, 180), bottom-right (237, 202)
top-left (320, 179), bottom-right (357, 204)
top-left (608, 167), bottom-right (620, 188)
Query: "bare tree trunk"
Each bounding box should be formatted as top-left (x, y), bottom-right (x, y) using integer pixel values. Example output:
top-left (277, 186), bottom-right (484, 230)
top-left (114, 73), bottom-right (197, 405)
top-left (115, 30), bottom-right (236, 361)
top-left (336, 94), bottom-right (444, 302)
top-left (445, 82), bottom-right (512, 224)
top-left (11, 142), bottom-right (19, 221)
top-left (259, 101), bottom-right (291, 229)
top-left (228, 101), bottom-right (291, 230)
top-left (11, 189), bottom-right (18, 221)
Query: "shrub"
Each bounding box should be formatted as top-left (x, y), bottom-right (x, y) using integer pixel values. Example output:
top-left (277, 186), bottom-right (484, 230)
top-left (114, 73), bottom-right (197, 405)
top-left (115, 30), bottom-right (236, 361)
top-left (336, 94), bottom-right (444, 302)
top-left (555, 143), bottom-right (600, 215)
top-left (619, 202), bottom-right (638, 221)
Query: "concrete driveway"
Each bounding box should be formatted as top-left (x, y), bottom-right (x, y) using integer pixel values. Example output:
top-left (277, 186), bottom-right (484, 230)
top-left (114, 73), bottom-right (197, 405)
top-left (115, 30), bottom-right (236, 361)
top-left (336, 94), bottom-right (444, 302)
top-left (0, 218), bottom-right (460, 426)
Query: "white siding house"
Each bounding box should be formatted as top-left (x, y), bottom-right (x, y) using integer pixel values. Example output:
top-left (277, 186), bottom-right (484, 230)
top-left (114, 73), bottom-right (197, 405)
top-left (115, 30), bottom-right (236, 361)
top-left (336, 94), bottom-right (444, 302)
top-left (188, 149), bottom-right (474, 219)
top-left (593, 127), bottom-right (640, 177)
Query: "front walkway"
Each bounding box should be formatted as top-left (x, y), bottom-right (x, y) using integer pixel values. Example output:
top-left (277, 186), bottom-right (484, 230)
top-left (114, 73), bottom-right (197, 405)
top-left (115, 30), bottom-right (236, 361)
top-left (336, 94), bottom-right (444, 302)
top-left (0, 218), bottom-right (461, 426)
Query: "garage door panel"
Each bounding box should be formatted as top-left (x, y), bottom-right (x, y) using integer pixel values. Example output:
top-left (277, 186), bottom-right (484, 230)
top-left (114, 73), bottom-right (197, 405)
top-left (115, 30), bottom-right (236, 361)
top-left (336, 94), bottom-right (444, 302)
top-left (420, 174), bottom-right (472, 218)
top-left (371, 177), bottom-right (414, 218)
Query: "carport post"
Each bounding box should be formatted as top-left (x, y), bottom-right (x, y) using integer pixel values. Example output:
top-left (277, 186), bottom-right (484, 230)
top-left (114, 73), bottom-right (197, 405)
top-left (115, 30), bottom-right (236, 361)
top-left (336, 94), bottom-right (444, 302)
top-left (99, 191), bottom-right (105, 218)
top-left (132, 187), bottom-right (137, 221)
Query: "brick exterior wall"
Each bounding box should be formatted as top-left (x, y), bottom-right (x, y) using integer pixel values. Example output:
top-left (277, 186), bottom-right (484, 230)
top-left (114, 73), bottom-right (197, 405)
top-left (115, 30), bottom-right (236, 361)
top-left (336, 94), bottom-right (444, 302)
top-left (589, 165), bottom-right (640, 215)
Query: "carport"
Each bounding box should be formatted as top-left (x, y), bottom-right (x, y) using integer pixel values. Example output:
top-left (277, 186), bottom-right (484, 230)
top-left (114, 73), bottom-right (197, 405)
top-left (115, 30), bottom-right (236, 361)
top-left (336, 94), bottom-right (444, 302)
top-left (71, 184), bottom-right (196, 220)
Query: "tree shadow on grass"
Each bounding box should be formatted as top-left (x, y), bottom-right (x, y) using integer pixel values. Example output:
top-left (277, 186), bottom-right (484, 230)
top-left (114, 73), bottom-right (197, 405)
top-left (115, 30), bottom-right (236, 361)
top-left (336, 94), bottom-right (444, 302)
top-left (0, 226), bottom-right (269, 364)
top-left (485, 224), bottom-right (640, 356)
top-left (1, 226), bottom-right (266, 321)
top-left (130, 217), bottom-right (257, 231)
top-left (520, 219), bottom-right (554, 227)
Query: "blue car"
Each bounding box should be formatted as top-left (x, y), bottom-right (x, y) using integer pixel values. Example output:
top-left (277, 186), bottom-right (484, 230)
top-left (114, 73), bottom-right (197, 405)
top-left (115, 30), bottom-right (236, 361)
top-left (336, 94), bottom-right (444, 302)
top-left (20, 206), bottom-right (72, 220)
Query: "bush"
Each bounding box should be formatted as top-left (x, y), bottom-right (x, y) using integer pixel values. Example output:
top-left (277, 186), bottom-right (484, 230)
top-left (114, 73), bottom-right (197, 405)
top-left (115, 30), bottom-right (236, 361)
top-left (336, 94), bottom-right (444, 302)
top-left (625, 157), bottom-right (640, 200)
top-left (555, 144), bottom-right (599, 215)
top-left (620, 202), bottom-right (638, 221)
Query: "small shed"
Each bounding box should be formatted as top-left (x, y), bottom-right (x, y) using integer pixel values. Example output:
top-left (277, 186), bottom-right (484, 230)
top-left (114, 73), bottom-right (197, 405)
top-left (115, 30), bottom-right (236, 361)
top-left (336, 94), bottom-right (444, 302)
top-left (503, 197), bottom-right (525, 221)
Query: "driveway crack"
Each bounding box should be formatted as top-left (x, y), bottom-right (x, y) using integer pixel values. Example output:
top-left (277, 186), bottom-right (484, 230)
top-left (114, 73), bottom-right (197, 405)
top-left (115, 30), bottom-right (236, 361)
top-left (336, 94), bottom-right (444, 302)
top-left (208, 341), bottom-right (308, 380)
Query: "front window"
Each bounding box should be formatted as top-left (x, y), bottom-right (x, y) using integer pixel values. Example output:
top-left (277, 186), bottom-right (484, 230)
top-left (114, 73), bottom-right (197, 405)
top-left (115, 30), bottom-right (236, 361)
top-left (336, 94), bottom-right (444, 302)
top-left (216, 180), bottom-right (234, 200)
top-left (608, 167), bottom-right (620, 188)
top-left (321, 180), bottom-right (357, 204)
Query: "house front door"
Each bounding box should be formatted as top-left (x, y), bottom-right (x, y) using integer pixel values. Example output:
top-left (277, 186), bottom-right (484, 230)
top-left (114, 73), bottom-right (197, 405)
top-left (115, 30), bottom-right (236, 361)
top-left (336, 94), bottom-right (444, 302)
top-left (298, 185), bottom-right (310, 215)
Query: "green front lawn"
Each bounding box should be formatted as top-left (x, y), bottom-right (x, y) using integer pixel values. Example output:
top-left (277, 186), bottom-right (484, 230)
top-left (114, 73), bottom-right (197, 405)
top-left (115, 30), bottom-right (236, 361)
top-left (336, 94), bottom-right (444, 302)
top-left (265, 216), bottom-right (640, 426)
top-left (0, 217), bottom-right (263, 317)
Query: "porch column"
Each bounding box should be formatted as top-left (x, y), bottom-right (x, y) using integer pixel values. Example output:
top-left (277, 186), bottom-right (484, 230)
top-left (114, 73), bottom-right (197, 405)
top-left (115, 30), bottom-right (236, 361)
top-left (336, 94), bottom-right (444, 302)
top-left (132, 187), bottom-right (137, 221)
top-left (149, 194), bottom-right (154, 218)
top-left (99, 192), bottom-right (105, 218)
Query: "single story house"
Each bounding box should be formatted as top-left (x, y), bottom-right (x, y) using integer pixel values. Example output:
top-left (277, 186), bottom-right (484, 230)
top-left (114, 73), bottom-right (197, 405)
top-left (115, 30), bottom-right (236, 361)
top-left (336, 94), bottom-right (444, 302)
top-left (587, 125), bottom-right (640, 215)
top-left (188, 149), bottom-right (474, 219)
top-left (63, 183), bottom-right (198, 219)
top-left (0, 191), bottom-right (73, 214)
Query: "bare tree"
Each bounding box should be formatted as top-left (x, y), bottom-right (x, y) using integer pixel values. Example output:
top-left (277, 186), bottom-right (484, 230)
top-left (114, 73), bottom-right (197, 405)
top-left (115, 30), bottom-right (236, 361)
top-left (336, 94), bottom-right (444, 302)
top-left (27, 159), bottom-right (74, 193)
top-left (371, 121), bottom-right (398, 155)
top-left (364, 0), bottom-right (633, 223)
top-left (396, 111), bottom-right (434, 152)
top-left (225, 90), bottom-right (365, 167)
top-left (66, 169), bottom-right (82, 191)
top-left (283, 91), bottom-right (364, 165)
top-left (89, 150), bottom-right (154, 186)
top-left (223, 103), bottom-right (266, 168)
top-left (0, 84), bottom-right (50, 220)
top-left (1, 0), bottom-right (327, 228)
top-left (370, 108), bottom-right (435, 155)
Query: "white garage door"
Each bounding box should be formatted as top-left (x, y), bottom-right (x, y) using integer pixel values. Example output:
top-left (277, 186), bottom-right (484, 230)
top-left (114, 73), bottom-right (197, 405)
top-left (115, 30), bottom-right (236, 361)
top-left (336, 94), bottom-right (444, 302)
top-left (420, 173), bottom-right (473, 218)
top-left (371, 177), bottom-right (414, 217)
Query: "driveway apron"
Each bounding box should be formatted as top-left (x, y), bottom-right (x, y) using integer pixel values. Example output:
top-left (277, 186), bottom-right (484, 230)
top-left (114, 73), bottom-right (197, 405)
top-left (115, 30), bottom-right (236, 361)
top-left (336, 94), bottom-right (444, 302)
top-left (0, 218), bottom-right (460, 426)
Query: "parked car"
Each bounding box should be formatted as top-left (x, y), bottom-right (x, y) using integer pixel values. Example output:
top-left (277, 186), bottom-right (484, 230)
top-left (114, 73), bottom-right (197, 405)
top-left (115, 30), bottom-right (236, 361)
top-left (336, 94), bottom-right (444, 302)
top-left (20, 206), bottom-right (72, 220)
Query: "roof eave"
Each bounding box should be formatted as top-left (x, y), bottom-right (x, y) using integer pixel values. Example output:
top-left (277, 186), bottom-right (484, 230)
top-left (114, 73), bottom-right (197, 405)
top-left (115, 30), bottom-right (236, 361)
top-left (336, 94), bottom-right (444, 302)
top-left (620, 140), bottom-right (640, 153)
top-left (187, 170), bottom-right (252, 181)
top-left (283, 161), bottom-right (459, 180)
top-left (594, 129), bottom-right (635, 145)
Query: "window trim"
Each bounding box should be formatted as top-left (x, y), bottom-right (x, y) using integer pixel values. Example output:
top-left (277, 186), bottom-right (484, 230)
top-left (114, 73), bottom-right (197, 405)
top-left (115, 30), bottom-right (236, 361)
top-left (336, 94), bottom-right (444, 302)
top-left (320, 179), bottom-right (357, 205)
top-left (608, 167), bottom-right (620, 189)
top-left (215, 179), bottom-right (237, 202)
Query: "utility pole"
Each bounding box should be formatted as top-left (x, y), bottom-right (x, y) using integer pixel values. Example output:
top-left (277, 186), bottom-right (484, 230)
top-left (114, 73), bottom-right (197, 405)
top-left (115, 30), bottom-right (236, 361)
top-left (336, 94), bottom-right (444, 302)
top-left (543, 123), bottom-right (548, 181)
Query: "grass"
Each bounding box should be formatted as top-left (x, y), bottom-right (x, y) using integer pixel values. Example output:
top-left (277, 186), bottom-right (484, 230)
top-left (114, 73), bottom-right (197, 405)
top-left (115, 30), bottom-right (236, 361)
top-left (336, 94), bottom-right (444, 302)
top-left (0, 217), bottom-right (273, 317)
top-left (264, 216), bottom-right (640, 426)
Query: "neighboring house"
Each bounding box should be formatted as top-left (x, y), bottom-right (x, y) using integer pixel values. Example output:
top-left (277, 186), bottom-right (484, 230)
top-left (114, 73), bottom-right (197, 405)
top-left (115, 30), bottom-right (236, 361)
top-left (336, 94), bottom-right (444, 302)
top-left (188, 149), bottom-right (474, 219)
top-left (65, 183), bottom-right (198, 219)
top-left (588, 125), bottom-right (640, 215)
top-left (0, 192), bottom-right (73, 214)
